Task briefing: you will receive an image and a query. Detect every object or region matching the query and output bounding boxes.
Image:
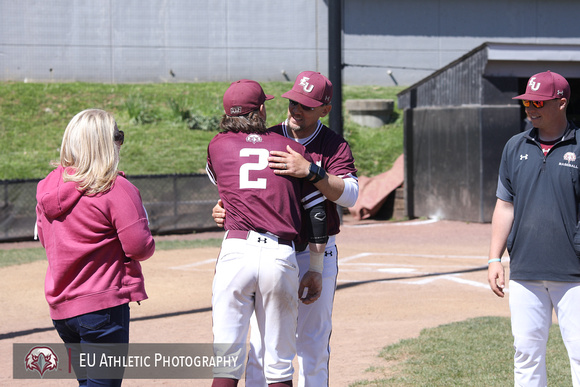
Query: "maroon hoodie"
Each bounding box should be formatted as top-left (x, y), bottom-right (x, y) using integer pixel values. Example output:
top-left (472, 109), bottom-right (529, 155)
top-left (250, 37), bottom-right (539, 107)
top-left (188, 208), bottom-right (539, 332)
top-left (36, 166), bottom-right (155, 320)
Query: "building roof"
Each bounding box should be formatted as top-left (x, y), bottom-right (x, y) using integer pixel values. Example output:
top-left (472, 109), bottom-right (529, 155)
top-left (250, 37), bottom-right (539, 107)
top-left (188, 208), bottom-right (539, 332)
top-left (398, 42), bottom-right (580, 98)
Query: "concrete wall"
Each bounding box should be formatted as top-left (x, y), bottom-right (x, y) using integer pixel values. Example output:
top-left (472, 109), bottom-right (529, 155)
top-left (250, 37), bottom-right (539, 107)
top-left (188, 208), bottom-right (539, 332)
top-left (3, 0), bottom-right (580, 86)
top-left (0, 0), bottom-right (328, 84)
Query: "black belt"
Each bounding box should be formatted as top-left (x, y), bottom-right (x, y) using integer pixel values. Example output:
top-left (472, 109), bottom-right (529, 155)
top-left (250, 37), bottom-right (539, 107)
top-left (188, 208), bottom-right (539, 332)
top-left (225, 230), bottom-right (293, 247)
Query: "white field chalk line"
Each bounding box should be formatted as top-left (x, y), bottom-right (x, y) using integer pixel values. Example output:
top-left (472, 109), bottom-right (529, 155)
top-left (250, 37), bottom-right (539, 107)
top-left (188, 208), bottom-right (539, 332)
top-left (378, 268), bottom-right (416, 274)
top-left (170, 258), bottom-right (215, 270)
top-left (340, 252), bottom-right (491, 263)
top-left (337, 274), bottom-right (506, 292)
top-left (337, 249), bottom-right (499, 291)
top-left (343, 218), bottom-right (440, 228)
top-left (340, 262), bottom-right (471, 268)
top-left (340, 262), bottom-right (424, 267)
top-left (401, 275), bottom-right (509, 292)
top-left (403, 275), bottom-right (488, 289)
top-left (339, 266), bottom-right (472, 274)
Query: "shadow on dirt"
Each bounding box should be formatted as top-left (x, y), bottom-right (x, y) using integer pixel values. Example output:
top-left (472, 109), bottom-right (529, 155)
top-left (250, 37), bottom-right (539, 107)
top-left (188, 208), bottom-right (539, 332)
top-left (1, 267), bottom-right (487, 340)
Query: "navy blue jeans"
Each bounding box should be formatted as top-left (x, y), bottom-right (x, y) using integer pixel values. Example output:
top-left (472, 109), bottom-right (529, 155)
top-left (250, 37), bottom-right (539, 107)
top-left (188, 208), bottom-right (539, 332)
top-left (52, 303), bottom-right (130, 387)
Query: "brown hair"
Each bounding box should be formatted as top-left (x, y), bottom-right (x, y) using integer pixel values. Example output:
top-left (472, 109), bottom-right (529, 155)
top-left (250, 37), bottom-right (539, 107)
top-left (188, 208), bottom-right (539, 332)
top-left (219, 110), bottom-right (267, 134)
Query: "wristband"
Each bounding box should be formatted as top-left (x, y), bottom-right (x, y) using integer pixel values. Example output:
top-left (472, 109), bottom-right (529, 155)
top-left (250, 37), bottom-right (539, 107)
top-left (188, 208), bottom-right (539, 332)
top-left (488, 258), bottom-right (501, 264)
top-left (309, 251), bottom-right (324, 273)
top-left (306, 163), bottom-right (326, 183)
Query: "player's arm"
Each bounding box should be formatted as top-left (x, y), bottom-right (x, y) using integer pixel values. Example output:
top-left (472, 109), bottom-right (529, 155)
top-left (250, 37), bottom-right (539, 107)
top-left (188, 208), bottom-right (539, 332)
top-left (487, 198), bottom-right (513, 298)
top-left (299, 201), bottom-right (328, 304)
top-left (269, 145), bottom-right (358, 204)
top-left (207, 151), bottom-right (226, 228)
top-left (212, 199), bottom-right (225, 228)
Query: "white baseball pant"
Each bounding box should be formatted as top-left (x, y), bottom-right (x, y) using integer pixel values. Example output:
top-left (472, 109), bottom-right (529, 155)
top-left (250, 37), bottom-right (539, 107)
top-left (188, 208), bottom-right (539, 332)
top-left (212, 230), bottom-right (299, 383)
top-left (246, 236), bottom-right (338, 387)
top-left (509, 280), bottom-right (580, 387)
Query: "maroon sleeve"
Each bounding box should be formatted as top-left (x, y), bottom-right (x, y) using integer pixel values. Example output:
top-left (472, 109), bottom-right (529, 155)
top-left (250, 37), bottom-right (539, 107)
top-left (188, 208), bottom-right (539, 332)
top-left (110, 177), bottom-right (155, 261)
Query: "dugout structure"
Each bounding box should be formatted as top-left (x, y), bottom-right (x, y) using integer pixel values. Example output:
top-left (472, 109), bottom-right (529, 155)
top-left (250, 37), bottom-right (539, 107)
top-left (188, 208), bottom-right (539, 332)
top-left (398, 42), bottom-right (580, 223)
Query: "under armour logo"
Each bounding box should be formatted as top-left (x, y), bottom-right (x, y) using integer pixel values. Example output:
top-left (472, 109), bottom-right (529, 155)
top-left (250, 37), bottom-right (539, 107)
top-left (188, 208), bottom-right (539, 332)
top-left (325, 251), bottom-right (333, 257)
top-left (528, 77), bottom-right (541, 91)
top-left (557, 89), bottom-right (564, 96)
top-left (520, 154), bottom-right (528, 160)
top-left (299, 77), bottom-right (314, 93)
top-left (257, 237), bottom-right (267, 244)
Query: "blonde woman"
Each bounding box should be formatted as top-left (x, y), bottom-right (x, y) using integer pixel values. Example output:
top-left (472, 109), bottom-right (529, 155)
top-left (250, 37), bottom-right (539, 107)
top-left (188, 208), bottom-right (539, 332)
top-left (35, 109), bottom-right (155, 386)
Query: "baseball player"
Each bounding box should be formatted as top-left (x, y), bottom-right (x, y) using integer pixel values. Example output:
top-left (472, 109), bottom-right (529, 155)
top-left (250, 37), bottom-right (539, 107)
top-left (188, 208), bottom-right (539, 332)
top-left (488, 71), bottom-right (580, 386)
top-left (213, 71), bottom-right (358, 387)
top-left (206, 79), bottom-right (328, 387)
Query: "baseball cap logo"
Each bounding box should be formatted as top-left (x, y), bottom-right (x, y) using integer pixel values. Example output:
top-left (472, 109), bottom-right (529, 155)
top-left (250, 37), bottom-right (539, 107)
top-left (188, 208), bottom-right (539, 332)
top-left (24, 346), bottom-right (59, 377)
top-left (299, 77), bottom-right (314, 93)
top-left (528, 77), bottom-right (541, 91)
top-left (512, 71), bottom-right (571, 102)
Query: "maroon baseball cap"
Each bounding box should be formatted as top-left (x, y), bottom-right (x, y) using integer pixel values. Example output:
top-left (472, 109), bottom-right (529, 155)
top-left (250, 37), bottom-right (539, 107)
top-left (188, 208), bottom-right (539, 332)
top-left (282, 71), bottom-right (333, 108)
top-left (223, 79), bottom-right (274, 117)
top-left (513, 70), bottom-right (570, 101)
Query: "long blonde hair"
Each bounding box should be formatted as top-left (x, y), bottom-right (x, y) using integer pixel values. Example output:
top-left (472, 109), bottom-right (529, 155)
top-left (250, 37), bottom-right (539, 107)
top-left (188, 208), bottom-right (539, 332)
top-left (59, 109), bottom-right (121, 195)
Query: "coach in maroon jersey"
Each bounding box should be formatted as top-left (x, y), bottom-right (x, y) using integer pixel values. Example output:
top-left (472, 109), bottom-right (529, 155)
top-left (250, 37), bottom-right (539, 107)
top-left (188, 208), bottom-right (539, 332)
top-left (265, 71), bottom-right (358, 387)
top-left (206, 79), bottom-right (328, 387)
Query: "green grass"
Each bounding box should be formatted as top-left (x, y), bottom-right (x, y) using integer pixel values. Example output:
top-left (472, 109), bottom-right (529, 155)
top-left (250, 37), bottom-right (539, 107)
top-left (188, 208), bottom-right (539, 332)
top-left (351, 316), bottom-right (571, 386)
top-left (0, 248), bottom-right (48, 267)
top-left (0, 81), bottom-right (405, 180)
top-left (153, 238), bottom-right (222, 251)
top-left (0, 238), bottom-right (223, 268)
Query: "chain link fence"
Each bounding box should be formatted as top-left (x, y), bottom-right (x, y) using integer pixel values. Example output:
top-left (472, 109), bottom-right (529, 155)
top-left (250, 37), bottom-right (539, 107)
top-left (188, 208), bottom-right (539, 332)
top-left (0, 174), bottom-right (220, 243)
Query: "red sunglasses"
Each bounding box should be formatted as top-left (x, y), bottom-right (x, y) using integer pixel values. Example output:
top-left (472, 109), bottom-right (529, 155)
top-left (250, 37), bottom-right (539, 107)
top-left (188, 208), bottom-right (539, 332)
top-left (522, 100), bottom-right (546, 108)
top-left (522, 98), bottom-right (562, 108)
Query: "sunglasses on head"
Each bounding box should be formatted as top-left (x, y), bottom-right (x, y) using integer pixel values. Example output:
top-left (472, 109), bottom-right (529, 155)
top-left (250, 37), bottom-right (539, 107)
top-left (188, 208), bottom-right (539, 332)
top-left (289, 100), bottom-right (315, 111)
top-left (114, 130), bottom-right (124, 145)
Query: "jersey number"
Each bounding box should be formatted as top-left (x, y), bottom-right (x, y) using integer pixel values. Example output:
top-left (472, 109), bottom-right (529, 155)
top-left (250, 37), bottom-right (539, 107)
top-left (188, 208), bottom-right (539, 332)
top-left (239, 148), bottom-right (269, 189)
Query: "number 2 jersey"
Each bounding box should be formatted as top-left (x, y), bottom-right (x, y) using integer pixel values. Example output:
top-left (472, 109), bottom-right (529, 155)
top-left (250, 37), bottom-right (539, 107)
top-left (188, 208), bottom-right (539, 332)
top-left (206, 131), bottom-right (323, 242)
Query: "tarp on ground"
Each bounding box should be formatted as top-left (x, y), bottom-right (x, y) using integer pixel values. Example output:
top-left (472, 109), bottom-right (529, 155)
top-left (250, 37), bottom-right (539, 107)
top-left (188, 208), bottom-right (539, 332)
top-left (349, 154), bottom-right (404, 220)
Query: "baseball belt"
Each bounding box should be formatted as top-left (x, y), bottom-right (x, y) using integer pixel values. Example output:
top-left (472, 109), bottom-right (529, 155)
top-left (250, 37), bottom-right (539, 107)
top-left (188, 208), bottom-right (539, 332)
top-left (225, 230), bottom-right (293, 247)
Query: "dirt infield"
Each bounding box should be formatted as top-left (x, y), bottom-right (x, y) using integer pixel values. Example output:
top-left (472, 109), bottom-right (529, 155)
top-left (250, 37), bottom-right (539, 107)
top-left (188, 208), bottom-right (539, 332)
top-left (0, 216), bottom-right (511, 386)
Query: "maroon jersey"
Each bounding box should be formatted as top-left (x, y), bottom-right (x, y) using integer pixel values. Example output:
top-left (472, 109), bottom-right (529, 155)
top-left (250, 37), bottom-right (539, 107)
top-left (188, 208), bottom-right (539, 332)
top-left (271, 120), bottom-right (358, 237)
top-left (206, 131), bottom-right (317, 241)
